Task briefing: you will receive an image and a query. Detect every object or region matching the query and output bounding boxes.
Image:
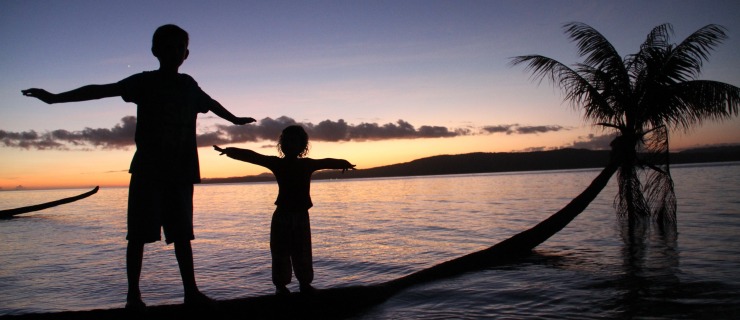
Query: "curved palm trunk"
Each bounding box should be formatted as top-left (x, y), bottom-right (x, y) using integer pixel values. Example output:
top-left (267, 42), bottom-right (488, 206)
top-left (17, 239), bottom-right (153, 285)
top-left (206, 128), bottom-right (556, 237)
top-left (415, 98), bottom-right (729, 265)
top-left (385, 159), bottom-right (619, 290)
top-left (0, 186), bottom-right (99, 219)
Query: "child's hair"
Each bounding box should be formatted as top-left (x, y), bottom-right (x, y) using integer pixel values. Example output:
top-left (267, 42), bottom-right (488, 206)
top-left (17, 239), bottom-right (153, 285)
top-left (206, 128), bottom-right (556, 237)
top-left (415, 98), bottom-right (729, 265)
top-left (152, 24), bottom-right (189, 50)
top-left (278, 125), bottom-right (310, 158)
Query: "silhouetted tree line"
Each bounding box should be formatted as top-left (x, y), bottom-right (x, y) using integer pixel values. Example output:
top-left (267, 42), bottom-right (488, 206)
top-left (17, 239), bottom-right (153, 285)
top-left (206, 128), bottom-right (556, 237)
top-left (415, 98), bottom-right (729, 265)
top-left (201, 146), bottom-right (740, 184)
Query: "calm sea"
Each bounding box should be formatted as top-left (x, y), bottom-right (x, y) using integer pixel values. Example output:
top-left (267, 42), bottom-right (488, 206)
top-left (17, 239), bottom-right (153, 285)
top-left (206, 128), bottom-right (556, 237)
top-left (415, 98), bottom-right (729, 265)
top-left (1, 163), bottom-right (739, 319)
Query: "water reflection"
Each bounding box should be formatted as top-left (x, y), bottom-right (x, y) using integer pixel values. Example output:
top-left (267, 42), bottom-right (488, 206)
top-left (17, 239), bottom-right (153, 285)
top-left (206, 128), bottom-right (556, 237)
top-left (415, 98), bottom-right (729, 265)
top-left (613, 218), bottom-right (681, 318)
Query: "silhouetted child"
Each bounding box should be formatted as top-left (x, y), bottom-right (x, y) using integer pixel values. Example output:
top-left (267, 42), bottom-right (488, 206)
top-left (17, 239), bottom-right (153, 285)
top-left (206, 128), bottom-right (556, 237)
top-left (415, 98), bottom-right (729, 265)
top-left (22, 24), bottom-right (255, 311)
top-left (214, 125), bottom-right (355, 295)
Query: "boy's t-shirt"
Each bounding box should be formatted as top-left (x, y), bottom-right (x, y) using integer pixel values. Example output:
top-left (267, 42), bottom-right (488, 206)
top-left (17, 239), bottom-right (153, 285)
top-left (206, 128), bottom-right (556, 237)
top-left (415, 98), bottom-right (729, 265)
top-left (118, 71), bottom-right (211, 183)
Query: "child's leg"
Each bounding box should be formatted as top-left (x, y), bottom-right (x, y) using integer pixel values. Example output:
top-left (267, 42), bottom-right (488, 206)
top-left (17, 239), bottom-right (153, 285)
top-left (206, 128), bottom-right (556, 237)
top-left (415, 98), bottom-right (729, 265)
top-left (291, 211), bottom-right (314, 287)
top-left (270, 210), bottom-right (293, 287)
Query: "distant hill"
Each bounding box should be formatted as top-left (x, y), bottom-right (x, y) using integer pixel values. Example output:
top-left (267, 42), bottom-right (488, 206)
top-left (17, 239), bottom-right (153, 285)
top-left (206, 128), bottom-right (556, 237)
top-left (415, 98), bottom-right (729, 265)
top-left (201, 145), bottom-right (740, 184)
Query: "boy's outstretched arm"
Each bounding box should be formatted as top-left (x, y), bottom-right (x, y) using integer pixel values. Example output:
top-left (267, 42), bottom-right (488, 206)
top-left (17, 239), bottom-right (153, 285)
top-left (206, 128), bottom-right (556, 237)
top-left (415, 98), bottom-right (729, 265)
top-left (22, 84), bottom-right (121, 104)
top-left (341, 161), bottom-right (356, 173)
top-left (209, 100), bottom-right (255, 125)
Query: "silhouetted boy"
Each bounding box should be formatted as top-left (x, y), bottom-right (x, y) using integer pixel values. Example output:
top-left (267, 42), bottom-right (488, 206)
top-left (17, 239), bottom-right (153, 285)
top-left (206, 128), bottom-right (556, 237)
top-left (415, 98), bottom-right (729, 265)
top-left (214, 125), bottom-right (354, 295)
top-left (22, 24), bottom-right (255, 311)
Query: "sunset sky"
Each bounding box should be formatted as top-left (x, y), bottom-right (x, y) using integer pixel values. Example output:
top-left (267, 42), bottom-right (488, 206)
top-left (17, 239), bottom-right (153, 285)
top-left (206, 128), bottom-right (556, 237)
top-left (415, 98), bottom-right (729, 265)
top-left (2, 0), bottom-right (739, 189)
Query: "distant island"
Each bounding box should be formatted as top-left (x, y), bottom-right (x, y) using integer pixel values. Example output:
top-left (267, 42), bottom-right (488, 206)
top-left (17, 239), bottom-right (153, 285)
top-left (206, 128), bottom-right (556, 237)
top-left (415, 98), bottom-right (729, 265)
top-left (201, 145), bottom-right (740, 185)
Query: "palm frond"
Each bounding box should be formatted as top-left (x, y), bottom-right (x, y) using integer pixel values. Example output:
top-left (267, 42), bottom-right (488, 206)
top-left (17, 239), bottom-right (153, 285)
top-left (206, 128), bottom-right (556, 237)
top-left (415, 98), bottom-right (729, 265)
top-left (642, 24), bottom-right (674, 50)
top-left (627, 23), bottom-right (673, 79)
top-left (564, 22), bottom-right (631, 93)
top-left (639, 126), bottom-right (676, 223)
top-left (510, 55), bottom-right (615, 124)
top-left (563, 22), bottom-right (625, 72)
top-left (616, 164), bottom-right (650, 220)
top-left (665, 80), bottom-right (740, 130)
top-left (662, 24), bottom-right (728, 82)
top-left (509, 55), bottom-right (576, 87)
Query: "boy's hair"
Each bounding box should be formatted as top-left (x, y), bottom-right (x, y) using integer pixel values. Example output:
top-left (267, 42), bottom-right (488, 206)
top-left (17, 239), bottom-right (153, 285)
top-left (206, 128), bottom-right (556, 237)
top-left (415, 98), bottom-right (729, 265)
top-left (278, 125), bottom-right (310, 158)
top-left (152, 24), bottom-right (189, 49)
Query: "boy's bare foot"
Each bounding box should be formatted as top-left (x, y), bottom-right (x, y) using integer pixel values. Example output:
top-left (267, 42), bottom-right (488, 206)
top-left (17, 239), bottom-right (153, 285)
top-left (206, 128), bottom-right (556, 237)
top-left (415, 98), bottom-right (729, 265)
top-left (184, 291), bottom-right (217, 310)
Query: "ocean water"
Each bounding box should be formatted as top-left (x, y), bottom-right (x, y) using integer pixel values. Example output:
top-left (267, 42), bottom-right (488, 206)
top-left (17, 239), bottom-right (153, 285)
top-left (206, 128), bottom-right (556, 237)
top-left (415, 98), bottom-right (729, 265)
top-left (1, 163), bottom-right (739, 319)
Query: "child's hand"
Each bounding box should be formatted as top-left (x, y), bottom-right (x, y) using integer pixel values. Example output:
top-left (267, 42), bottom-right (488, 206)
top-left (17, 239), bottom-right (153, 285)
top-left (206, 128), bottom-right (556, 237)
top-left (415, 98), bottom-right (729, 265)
top-left (233, 117), bottom-right (256, 125)
top-left (213, 145), bottom-right (227, 155)
top-left (22, 88), bottom-right (57, 104)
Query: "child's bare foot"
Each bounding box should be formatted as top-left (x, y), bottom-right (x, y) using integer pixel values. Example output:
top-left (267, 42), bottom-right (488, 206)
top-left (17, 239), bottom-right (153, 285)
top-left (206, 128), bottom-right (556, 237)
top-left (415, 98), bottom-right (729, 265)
top-left (299, 284), bottom-right (316, 294)
top-left (125, 297), bottom-right (146, 313)
top-left (275, 285), bottom-right (290, 296)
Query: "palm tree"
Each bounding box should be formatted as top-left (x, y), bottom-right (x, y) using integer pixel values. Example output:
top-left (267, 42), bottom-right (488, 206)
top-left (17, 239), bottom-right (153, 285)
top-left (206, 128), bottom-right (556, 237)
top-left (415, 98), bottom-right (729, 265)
top-left (511, 22), bottom-right (739, 225)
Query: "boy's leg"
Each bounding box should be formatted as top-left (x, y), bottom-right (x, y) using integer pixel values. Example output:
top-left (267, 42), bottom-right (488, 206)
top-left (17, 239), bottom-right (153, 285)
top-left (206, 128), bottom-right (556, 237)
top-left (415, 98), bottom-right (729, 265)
top-left (174, 240), bottom-right (216, 308)
top-left (161, 182), bottom-right (213, 306)
top-left (125, 174), bottom-right (162, 309)
top-left (126, 241), bottom-right (145, 308)
top-left (174, 240), bottom-right (198, 295)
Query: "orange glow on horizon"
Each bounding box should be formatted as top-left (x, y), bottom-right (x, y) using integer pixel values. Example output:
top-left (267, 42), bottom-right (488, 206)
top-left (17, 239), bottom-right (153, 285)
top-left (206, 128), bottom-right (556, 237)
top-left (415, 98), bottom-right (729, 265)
top-left (2, 120), bottom-right (739, 191)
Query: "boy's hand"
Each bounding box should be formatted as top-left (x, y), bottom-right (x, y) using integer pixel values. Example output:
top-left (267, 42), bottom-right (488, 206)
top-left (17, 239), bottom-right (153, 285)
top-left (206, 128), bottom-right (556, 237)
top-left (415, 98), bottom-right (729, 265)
top-left (22, 88), bottom-right (57, 104)
top-left (342, 163), bottom-right (356, 174)
top-left (233, 117), bottom-right (256, 125)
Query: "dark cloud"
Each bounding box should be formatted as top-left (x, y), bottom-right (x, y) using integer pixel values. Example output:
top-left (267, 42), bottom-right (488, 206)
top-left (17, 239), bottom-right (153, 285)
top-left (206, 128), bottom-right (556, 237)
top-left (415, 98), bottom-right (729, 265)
top-left (519, 146), bottom-right (551, 152)
top-left (0, 130), bottom-right (67, 150)
top-left (194, 131), bottom-right (228, 147)
top-left (310, 119), bottom-right (350, 142)
top-left (482, 125), bottom-right (515, 134)
top-left (1, 115), bottom-right (569, 150)
top-left (515, 125), bottom-right (566, 134)
top-left (482, 124), bottom-right (567, 135)
top-left (568, 133), bottom-right (618, 150)
top-left (213, 116), bottom-right (296, 144)
top-left (1, 117), bottom-right (136, 150)
top-left (419, 125), bottom-right (469, 138)
top-left (209, 117), bottom-right (464, 145)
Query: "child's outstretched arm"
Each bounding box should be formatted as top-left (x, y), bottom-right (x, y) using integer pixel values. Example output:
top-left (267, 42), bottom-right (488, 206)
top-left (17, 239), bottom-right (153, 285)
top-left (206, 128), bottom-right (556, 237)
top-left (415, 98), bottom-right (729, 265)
top-left (315, 158), bottom-right (356, 173)
top-left (208, 100), bottom-right (256, 125)
top-left (22, 83), bottom-right (121, 104)
top-left (214, 145), bottom-right (271, 167)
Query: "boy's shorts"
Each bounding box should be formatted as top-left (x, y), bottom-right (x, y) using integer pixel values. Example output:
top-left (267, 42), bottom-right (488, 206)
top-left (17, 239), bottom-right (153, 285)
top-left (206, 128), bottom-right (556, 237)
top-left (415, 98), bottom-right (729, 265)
top-left (126, 174), bottom-right (195, 244)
